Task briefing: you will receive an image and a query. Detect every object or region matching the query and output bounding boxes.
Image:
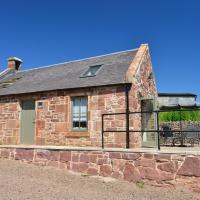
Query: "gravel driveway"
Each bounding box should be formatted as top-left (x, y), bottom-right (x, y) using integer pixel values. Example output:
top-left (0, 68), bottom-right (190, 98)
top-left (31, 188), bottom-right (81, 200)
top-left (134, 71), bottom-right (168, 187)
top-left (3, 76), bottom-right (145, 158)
top-left (0, 159), bottom-right (199, 200)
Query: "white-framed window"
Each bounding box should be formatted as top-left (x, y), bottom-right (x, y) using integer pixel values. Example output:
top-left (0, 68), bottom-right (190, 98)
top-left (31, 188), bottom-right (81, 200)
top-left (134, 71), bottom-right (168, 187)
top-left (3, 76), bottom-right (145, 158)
top-left (71, 96), bottom-right (88, 130)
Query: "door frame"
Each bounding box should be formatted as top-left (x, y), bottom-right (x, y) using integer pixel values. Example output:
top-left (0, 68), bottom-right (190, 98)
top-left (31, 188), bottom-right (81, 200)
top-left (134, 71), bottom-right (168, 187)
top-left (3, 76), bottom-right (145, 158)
top-left (140, 97), bottom-right (157, 148)
top-left (20, 99), bottom-right (36, 144)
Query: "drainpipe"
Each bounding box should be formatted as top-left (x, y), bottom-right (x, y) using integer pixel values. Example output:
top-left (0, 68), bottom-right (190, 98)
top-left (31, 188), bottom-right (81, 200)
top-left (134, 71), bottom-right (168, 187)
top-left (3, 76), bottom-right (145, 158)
top-left (125, 84), bottom-right (130, 149)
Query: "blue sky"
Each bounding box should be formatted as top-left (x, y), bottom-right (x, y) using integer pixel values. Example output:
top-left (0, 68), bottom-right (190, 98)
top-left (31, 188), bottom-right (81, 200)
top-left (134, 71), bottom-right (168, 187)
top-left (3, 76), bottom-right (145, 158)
top-left (0, 0), bottom-right (200, 99)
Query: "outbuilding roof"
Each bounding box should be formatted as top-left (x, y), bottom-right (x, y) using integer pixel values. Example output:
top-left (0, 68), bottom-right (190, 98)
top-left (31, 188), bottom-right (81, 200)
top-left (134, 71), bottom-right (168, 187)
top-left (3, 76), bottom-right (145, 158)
top-left (158, 93), bottom-right (197, 98)
top-left (0, 49), bottom-right (138, 96)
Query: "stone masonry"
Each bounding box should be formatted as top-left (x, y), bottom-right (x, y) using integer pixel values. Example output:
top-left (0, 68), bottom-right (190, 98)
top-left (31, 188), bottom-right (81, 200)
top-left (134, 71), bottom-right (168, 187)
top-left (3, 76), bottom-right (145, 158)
top-left (0, 147), bottom-right (199, 184)
top-left (0, 86), bottom-right (127, 147)
top-left (128, 44), bottom-right (157, 147)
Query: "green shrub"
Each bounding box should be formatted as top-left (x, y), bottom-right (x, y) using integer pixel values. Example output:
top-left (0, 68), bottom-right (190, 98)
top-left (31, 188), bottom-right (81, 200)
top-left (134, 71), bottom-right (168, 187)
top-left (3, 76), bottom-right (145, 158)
top-left (159, 110), bottom-right (200, 122)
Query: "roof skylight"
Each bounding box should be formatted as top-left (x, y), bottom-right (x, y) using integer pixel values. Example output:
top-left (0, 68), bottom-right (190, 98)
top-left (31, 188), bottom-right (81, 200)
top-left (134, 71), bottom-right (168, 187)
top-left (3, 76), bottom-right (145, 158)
top-left (81, 65), bottom-right (102, 78)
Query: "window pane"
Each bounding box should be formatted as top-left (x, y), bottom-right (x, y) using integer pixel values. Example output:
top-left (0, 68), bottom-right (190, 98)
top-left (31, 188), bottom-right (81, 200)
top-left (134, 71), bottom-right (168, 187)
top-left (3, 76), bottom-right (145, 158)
top-left (80, 97), bottom-right (87, 112)
top-left (80, 121), bottom-right (87, 128)
top-left (73, 98), bottom-right (80, 113)
top-left (90, 66), bottom-right (100, 75)
top-left (82, 65), bottom-right (102, 77)
top-left (73, 98), bottom-right (80, 122)
top-left (86, 70), bottom-right (92, 76)
top-left (80, 97), bottom-right (87, 122)
top-left (72, 97), bottom-right (87, 129)
top-left (73, 113), bottom-right (79, 122)
top-left (73, 121), bottom-right (80, 128)
top-left (80, 113), bottom-right (87, 121)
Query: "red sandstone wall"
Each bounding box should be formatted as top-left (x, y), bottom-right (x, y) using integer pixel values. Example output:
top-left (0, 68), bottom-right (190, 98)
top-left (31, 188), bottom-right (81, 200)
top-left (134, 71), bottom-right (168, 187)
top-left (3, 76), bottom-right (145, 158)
top-left (0, 98), bottom-right (20, 145)
top-left (0, 147), bottom-right (199, 184)
top-left (0, 86), bottom-right (127, 147)
top-left (127, 44), bottom-right (157, 148)
top-left (36, 86), bottom-right (127, 147)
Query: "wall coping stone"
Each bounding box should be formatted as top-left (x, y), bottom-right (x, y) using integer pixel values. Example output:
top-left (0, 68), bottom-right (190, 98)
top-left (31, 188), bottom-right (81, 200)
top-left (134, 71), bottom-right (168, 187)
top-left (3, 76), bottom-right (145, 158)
top-left (0, 145), bottom-right (200, 155)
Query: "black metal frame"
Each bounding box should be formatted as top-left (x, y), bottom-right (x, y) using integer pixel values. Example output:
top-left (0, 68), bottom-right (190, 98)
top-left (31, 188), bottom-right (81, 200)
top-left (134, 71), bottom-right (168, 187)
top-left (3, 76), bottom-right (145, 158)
top-left (125, 85), bottom-right (130, 148)
top-left (101, 108), bottom-right (200, 150)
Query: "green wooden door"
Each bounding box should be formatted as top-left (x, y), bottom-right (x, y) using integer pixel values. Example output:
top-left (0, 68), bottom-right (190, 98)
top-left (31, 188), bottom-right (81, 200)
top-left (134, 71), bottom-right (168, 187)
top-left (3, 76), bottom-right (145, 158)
top-left (20, 100), bottom-right (35, 144)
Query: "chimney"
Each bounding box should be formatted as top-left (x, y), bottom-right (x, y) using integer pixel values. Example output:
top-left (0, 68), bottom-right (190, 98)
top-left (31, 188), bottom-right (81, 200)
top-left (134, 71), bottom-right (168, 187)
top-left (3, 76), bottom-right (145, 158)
top-left (7, 57), bottom-right (23, 71)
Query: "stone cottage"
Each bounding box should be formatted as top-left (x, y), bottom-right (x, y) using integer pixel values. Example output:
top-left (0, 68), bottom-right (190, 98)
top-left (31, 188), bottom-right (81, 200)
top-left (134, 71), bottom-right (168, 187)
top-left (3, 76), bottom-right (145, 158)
top-left (0, 44), bottom-right (157, 148)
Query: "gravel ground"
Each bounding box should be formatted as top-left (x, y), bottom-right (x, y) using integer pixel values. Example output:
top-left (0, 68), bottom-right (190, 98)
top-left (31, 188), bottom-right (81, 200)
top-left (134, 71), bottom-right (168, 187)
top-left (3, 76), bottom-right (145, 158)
top-left (0, 159), bottom-right (199, 200)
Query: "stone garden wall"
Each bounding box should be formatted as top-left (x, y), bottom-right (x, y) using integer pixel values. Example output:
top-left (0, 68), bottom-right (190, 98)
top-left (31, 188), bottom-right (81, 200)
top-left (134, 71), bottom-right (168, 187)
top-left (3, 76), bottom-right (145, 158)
top-left (160, 121), bottom-right (200, 130)
top-left (0, 147), bottom-right (199, 184)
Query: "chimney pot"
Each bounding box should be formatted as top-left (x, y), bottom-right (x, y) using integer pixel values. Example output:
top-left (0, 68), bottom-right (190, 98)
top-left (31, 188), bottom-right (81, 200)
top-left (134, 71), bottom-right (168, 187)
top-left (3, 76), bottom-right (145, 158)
top-left (7, 57), bottom-right (23, 71)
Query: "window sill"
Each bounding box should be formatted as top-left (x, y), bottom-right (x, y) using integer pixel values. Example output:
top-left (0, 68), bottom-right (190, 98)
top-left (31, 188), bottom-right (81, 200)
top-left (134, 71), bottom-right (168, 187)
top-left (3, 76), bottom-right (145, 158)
top-left (65, 132), bottom-right (90, 138)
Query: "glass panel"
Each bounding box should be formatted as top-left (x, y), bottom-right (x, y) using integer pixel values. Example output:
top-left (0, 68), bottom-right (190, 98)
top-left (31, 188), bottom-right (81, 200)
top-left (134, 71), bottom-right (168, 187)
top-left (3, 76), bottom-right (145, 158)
top-left (80, 121), bottom-right (87, 128)
top-left (80, 97), bottom-right (87, 121)
top-left (86, 70), bottom-right (92, 76)
top-left (90, 66), bottom-right (100, 76)
top-left (73, 121), bottom-right (80, 128)
top-left (73, 97), bottom-right (80, 122)
top-left (83, 65), bottom-right (101, 77)
top-left (73, 113), bottom-right (79, 122)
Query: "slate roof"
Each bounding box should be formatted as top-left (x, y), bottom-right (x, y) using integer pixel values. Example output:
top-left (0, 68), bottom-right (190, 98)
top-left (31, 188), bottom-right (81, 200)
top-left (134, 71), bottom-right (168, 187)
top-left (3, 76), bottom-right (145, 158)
top-left (0, 49), bottom-right (138, 96)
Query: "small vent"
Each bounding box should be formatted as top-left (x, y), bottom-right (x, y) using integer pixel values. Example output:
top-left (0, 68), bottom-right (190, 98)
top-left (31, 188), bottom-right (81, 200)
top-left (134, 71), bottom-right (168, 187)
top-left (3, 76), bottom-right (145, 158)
top-left (37, 102), bottom-right (44, 109)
